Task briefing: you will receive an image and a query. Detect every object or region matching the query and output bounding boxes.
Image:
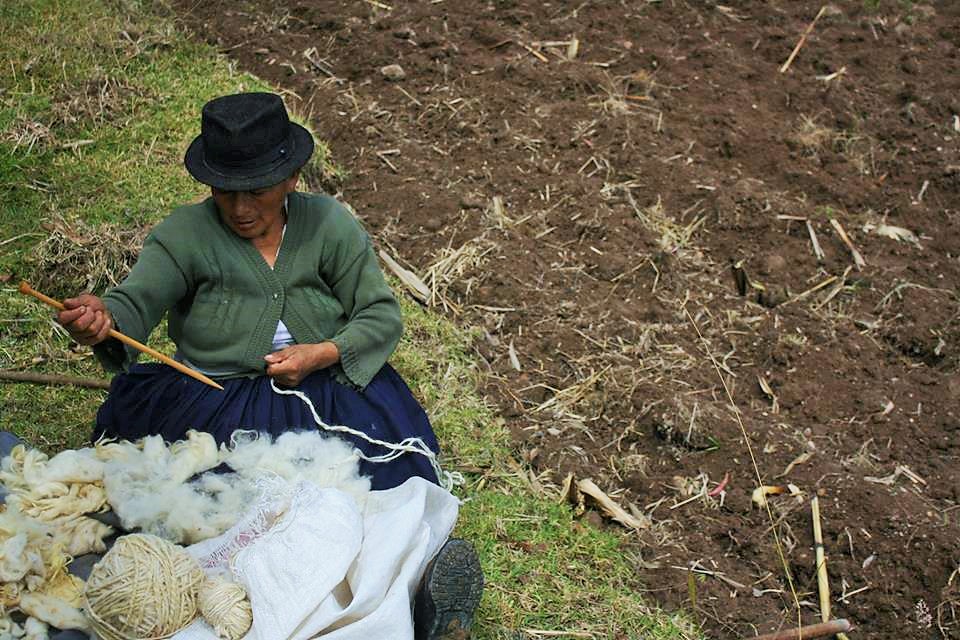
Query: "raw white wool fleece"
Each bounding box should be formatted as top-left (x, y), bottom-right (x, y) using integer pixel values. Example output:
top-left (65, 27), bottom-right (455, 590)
top-left (0, 448), bottom-right (113, 557)
top-left (101, 430), bottom-right (371, 544)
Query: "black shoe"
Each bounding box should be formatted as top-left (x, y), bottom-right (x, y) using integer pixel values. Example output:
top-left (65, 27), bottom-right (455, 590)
top-left (414, 538), bottom-right (484, 640)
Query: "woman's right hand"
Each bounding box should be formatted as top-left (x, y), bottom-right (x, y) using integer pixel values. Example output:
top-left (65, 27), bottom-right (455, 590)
top-left (56, 295), bottom-right (114, 346)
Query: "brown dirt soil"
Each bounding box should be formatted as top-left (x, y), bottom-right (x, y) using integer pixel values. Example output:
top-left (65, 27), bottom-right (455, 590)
top-left (167, 1), bottom-right (960, 637)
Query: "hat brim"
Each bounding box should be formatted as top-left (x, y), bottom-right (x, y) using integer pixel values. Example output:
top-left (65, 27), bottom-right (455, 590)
top-left (183, 122), bottom-right (315, 191)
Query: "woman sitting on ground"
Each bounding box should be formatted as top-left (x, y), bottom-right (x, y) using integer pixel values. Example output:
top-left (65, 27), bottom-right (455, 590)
top-left (53, 92), bottom-right (481, 640)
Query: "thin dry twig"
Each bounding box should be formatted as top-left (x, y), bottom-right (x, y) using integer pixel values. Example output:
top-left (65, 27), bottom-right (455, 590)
top-left (813, 266), bottom-right (852, 310)
top-left (829, 219), bottom-right (866, 270)
top-left (806, 220), bottom-right (825, 262)
top-left (518, 41), bottom-right (549, 63)
top-left (783, 275), bottom-right (838, 307)
top-left (302, 47), bottom-right (344, 84)
top-left (780, 6), bottom-right (828, 73)
top-left (811, 497), bottom-right (852, 640)
top-left (375, 148), bottom-right (400, 173)
top-left (670, 561), bottom-right (747, 590)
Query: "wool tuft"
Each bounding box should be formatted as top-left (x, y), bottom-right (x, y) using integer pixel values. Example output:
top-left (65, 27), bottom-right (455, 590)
top-left (102, 429), bottom-right (371, 544)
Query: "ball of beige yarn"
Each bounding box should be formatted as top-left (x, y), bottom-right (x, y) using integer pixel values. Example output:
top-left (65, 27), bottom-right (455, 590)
top-left (84, 534), bottom-right (205, 640)
top-left (198, 576), bottom-right (253, 640)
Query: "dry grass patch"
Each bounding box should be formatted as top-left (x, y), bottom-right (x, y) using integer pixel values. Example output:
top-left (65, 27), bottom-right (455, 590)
top-left (791, 114), bottom-right (835, 156)
top-left (790, 114), bottom-right (880, 176)
top-left (27, 214), bottom-right (150, 299)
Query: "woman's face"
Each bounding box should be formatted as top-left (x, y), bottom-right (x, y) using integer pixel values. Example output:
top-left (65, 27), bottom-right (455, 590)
top-left (212, 173), bottom-right (299, 240)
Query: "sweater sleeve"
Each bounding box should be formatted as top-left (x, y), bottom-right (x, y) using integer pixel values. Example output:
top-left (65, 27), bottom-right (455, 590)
top-left (94, 233), bottom-right (190, 372)
top-left (323, 215), bottom-right (403, 389)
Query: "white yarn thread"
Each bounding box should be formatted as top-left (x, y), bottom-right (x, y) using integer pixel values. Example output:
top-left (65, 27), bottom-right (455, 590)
top-left (269, 380), bottom-right (463, 490)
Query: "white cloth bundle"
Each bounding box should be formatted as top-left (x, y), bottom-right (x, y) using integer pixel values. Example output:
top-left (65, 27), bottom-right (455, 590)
top-left (173, 477), bottom-right (458, 640)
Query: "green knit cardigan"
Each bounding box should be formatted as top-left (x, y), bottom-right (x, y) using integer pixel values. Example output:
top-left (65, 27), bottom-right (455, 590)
top-left (95, 192), bottom-right (402, 389)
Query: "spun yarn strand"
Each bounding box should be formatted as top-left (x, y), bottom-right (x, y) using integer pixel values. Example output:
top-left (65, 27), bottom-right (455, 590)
top-left (269, 380), bottom-right (464, 490)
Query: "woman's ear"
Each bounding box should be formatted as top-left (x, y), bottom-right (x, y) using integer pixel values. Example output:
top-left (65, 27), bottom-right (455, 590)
top-left (286, 171), bottom-right (301, 193)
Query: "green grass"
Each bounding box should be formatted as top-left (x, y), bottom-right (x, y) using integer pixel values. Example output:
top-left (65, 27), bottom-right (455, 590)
top-left (0, 1), bottom-right (697, 637)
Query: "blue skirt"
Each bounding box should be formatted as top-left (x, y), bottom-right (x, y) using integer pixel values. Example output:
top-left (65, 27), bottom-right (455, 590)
top-left (94, 363), bottom-right (439, 490)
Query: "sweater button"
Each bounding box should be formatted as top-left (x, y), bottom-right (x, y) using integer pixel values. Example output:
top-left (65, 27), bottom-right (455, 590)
top-left (273, 293), bottom-right (279, 300)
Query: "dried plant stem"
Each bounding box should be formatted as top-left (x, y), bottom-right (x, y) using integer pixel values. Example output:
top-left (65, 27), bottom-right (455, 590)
top-left (812, 266), bottom-right (852, 311)
top-left (379, 249), bottom-right (430, 303)
top-left (784, 275), bottom-right (838, 307)
top-left (811, 497), bottom-right (831, 621)
top-left (829, 219), bottom-right (866, 270)
top-left (780, 6), bottom-right (827, 73)
top-left (0, 370), bottom-right (111, 390)
top-left (752, 619), bottom-right (851, 640)
top-left (519, 41), bottom-right (549, 63)
top-left (811, 498), bottom-right (852, 640)
top-left (806, 220), bottom-right (825, 262)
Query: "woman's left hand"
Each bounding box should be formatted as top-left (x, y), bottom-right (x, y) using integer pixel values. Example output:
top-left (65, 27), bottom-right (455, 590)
top-left (264, 342), bottom-right (340, 387)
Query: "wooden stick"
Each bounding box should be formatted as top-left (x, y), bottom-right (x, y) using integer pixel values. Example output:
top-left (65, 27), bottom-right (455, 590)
top-left (780, 6), bottom-right (827, 73)
top-left (829, 219), bottom-right (866, 270)
top-left (751, 619), bottom-right (851, 640)
top-left (18, 282), bottom-right (224, 391)
top-left (0, 370), bottom-right (111, 390)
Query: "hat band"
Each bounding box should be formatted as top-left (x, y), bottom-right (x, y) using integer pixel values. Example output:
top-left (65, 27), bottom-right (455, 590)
top-left (201, 134), bottom-right (297, 180)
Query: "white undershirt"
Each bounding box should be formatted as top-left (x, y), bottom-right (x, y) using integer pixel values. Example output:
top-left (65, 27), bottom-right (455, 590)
top-left (272, 320), bottom-right (294, 351)
top-left (271, 216), bottom-right (295, 352)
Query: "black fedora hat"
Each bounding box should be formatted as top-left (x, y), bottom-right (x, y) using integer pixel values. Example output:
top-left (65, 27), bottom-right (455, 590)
top-left (184, 92), bottom-right (314, 191)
